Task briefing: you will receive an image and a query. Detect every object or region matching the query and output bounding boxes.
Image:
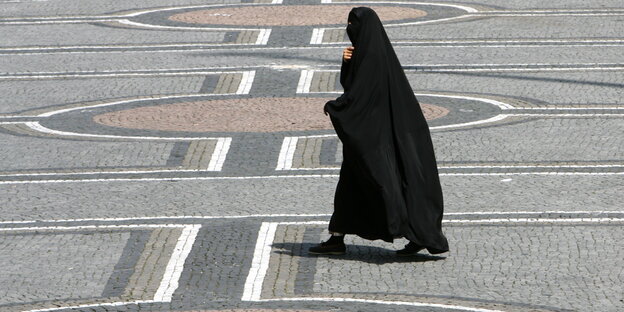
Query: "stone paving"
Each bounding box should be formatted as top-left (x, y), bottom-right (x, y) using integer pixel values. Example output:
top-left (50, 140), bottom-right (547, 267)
top-left (0, 1), bottom-right (623, 312)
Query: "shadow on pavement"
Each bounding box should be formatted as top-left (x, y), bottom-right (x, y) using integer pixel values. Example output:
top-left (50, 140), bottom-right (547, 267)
top-left (272, 242), bottom-right (446, 264)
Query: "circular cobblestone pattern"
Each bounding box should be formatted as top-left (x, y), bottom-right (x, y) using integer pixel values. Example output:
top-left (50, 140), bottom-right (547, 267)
top-left (169, 5), bottom-right (427, 26)
top-left (94, 98), bottom-right (448, 133)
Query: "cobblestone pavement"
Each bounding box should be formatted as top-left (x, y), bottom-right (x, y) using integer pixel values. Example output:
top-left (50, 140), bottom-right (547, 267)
top-left (1, 0), bottom-right (623, 311)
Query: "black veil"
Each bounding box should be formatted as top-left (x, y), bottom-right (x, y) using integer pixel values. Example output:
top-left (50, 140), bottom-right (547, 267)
top-left (324, 7), bottom-right (448, 252)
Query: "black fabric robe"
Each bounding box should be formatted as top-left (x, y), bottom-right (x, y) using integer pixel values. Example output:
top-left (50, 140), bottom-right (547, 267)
top-left (324, 7), bottom-right (449, 253)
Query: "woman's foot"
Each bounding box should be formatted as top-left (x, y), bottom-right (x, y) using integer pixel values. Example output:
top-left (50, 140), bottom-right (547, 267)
top-left (396, 242), bottom-right (424, 256)
top-left (308, 235), bottom-right (346, 255)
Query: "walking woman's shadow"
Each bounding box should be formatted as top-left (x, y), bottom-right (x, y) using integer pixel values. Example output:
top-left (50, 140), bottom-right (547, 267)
top-left (272, 242), bottom-right (446, 264)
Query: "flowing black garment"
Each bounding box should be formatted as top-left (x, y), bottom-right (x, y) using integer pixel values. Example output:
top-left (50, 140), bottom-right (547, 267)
top-left (324, 7), bottom-right (448, 252)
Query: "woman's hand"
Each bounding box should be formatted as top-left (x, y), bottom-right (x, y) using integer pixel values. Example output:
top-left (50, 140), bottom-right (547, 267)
top-left (342, 46), bottom-right (354, 62)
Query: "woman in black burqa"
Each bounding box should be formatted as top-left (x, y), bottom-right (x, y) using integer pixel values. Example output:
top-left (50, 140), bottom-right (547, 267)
top-left (308, 7), bottom-right (449, 256)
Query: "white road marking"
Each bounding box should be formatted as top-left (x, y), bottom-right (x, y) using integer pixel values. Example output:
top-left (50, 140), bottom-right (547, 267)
top-left (23, 121), bottom-right (224, 141)
top-left (153, 224), bottom-right (201, 302)
top-left (276, 136), bottom-right (299, 170)
top-left (5, 41), bottom-right (624, 56)
top-left (0, 70), bottom-right (246, 80)
top-left (36, 93), bottom-right (241, 117)
top-left (236, 70), bottom-right (256, 94)
top-left (0, 171), bottom-right (622, 185)
top-left (0, 19), bottom-right (118, 25)
top-left (0, 0), bottom-right (48, 3)
top-left (116, 18), bottom-right (267, 32)
top-left (259, 297), bottom-right (504, 312)
top-left (0, 169), bottom-right (220, 177)
top-left (207, 137), bottom-right (232, 171)
top-left (241, 222), bottom-right (278, 301)
top-left (280, 163), bottom-right (624, 171)
top-left (295, 70), bottom-right (314, 94)
top-left (255, 29), bottom-right (272, 45)
top-left (342, 1), bottom-right (479, 13)
top-left (24, 301), bottom-right (154, 312)
top-left (0, 211), bottom-right (622, 226)
top-left (0, 223), bottom-right (193, 231)
top-left (310, 28), bottom-right (325, 45)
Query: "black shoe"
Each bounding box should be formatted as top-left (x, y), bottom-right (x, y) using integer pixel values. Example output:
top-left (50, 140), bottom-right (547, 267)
top-left (308, 240), bottom-right (346, 255)
top-left (396, 242), bottom-right (425, 256)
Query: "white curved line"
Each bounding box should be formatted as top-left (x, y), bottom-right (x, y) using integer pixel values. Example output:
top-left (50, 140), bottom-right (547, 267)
top-left (23, 300), bottom-right (155, 312)
top-left (24, 121), bottom-right (223, 141)
top-left (413, 92), bottom-right (515, 110)
top-left (430, 114), bottom-right (510, 130)
top-left (37, 93), bottom-right (229, 117)
top-left (116, 19), bottom-right (267, 32)
top-left (331, 1), bottom-right (479, 13)
top-left (258, 297), bottom-right (505, 312)
top-left (122, 2), bottom-right (283, 18)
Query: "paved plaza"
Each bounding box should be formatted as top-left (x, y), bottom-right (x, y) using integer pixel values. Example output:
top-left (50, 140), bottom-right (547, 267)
top-left (1, 0), bottom-right (623, 311)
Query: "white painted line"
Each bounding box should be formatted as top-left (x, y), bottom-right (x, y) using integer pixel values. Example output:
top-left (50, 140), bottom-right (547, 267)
top-left (299, 83), bottom-right (516, 110)
top-left (444, 218), bottom-right (624, 224)
top-left (0, 214), bottom-right (334, 225)
top-left (256, 32), bottom-right (271, 46)
top-left (2, 211), bottom-right (622, 226)
top-left (344, 1), bottom-right (479, 13)
top-left (432, 114), bottom-right (511, 130)
top-left (321, 0), bottom-right (332, 3)
top-left (310, 28), bottom-right (325, 45)
top-left (255, 29), bottom-right (272, 45)
top-left (295, 70), bottom-right (314, 94)
top-left (0, 169), bottom-right (217, 178)
top-left (0, 69), bottom-right (244, 80)
top-left (1, 171), bottom-right (622, 185)
top-left (512, 107), bottom-right (624, 110)
top-left (116, 19), bottom-right (265, 32)
top-left (392, 39), bottom-right (624, 45)
top-left (271, 0), bottom-right (283, 4)
top-left (236, 71), bottom-right (256, 94)
top-left (37, 93), bottom-right (220, 117)
top-left (485, 9), bottom-right (624, 13)
top-left (24, 121), bottom-right (224, 141)
top-left (0, 224), bottom-right (192, 232)
top-left (0, 121), bottom-right (29, 124)
top-left (0, 71), bottom-right (222, 80)
top-left (284, 163), bottom-right (624, 171)
top-left (0, 0), bottom-right (48, 3)
top-left (0, 174), bottom-right (340, 185)
top-left (0, 43), bottom-right (271, 52)
top-left (507, 113), bottom-right (624, 117)
top-left (259, 297), bottom-right (505, 312)
top-left (441, 172), bottom-right (624, 176)
top-left (0, 19), bottom-right (117, 25)
top-left (418, 67), bottom-right (624, 72)
top-left (24, 300), bottom-right (154, 312)
top-left (414, 92), bottom-right (515, 110)
top-left (7, 42), bottom-right (624, 56)
top-left (153, 224), bottom-right (200, 301)
top-left (476, 13), bottom-right (624, 17)
top-left (242, 222), bottom-right (278, 301)
top-left (445, 210), bottom-right (624, 216)
top-left (276, 137), bottom-right (299, 170)
top-left (206, 137), bottom-right (232, 171)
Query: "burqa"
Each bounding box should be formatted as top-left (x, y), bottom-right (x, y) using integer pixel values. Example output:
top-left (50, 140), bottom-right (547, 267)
top-left (324, 7), bottom-right (449, 253)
